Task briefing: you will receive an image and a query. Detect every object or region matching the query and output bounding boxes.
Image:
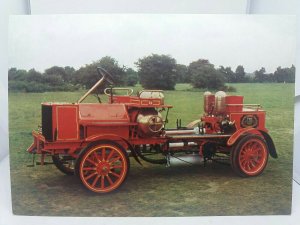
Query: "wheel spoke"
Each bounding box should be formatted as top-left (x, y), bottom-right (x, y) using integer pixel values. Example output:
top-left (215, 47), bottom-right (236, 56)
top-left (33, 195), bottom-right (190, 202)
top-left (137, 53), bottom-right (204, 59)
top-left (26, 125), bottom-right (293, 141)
top-left (110, 171), bottom-right (121, 178)
top-left (83, 167), bottom-right (96, 171)
top-left (86, 158), bottom-right (98, 166)
top-left (106, 149), bottom-right (115, 160)
top-left (242, 160), bottom-right (247, 169)
top-left (249, 160), bottom-right (256, 168)
top-left (252, 157), bottom-right (259, 163)
top-left (110, 156), bottom-right (121, 164)
top-left (241, 159), bottom-right (247, 167)
top-left (84, 171), bottom-right (97, 180)
top-left (92, 175), bottom-right (100, 187)
top-left (80, 143), bottom-right (128, 193)
top-left (251, 148), bottom-right (259, 156)
top-left (93, 152), bottom-right (101, 163)
top-left (240, 151), bottom-right (246, 157)
top-left (246, 161), bottom-right (251, 171)
top-left (101, 175), bottom-right (105, 189)
top-left (106, 175), bottom-right (113, 185)
top-left (102, 148), bottom-right (106, 161)
top-left (111, 165), bottom-right (123, 169)
top-left (251, 145), bottom-right (261, 153)
top-left (244, 146), bottom-right (250, 153)
top-left (235, 137), bottom-right (268, 176)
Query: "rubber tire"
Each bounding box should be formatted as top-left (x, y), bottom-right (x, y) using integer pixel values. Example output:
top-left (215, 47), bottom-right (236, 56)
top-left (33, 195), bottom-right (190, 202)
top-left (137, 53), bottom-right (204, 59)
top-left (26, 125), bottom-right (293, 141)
top-left (52, 155), bottom-right (75, 175)
top-left (230, 135), bottom-right (269, 177)
top-left (75, 141), bottom-right (130, 193)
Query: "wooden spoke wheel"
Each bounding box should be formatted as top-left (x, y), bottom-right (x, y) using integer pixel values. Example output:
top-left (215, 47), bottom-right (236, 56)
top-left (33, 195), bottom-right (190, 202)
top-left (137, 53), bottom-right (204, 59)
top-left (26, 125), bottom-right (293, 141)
top-left (75, 142), bottom-right (129, 193)
top-left (230, 135), bottom-right (269, 177)
top-left (52, 155), bottom-right (75, 175)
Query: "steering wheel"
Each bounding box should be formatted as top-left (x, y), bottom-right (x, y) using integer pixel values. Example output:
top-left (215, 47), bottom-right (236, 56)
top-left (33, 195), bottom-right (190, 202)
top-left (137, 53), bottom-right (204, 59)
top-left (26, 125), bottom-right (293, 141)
top-left (97, 67), bottom-right (114, 84)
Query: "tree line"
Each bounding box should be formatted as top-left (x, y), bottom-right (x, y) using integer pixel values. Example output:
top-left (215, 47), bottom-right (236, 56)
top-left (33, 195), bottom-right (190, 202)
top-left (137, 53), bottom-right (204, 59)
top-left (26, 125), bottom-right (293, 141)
top-left (8, 54), bottom-right (295, 92)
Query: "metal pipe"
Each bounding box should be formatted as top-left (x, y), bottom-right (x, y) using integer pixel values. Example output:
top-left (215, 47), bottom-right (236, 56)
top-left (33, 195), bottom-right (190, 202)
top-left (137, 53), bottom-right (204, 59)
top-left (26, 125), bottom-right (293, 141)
top-left (226, 104), bottom-right (261, 106)
top-left (169, 142), bottom-right (197, 148)
top-left (169, 155), bottom-right (202, 165)
top-left (165, 129), bottom-right (195, 135)
top-left (168, 134), bottom-right (231, 139)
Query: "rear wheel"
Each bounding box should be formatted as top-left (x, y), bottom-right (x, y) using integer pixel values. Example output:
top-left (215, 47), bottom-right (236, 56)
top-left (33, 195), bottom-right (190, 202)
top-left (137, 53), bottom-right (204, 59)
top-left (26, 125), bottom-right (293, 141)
top-left (75, 142), bottom-right (129, 193)
top-left (52, 155), bottom-right (75, 175)
top-left (230, 135), bottom-right (269, 177)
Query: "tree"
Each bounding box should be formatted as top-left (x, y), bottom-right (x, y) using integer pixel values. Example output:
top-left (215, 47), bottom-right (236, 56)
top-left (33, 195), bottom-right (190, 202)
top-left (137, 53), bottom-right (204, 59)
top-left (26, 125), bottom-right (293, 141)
top-left (235, 65), bottom-right (246, 82)
top-left (218, 66), bottom-right (235, 83)
top-left (64, 66), bottom-right (76, 83)
top-left (43, 75), bottom-right (64, 86)
top-left (274, 65), bottom-right (295, 83)
top-left (8, 68), bottom-right (18, 80)
top-left (98, 56), bottom-right (126, 85)
top-left (136, 54), bottom-right (177, 90)
top-left (74, 63), bottom-right (98, 89)
top-left (254, 67), bottom-right (267, 83)
top-left (27, 69), bottom-right (43, 83)
top-left (125, 68), bottom-right (138, 86)
top-left (44, 66), bottom-right (67, 83)
top-left (8, 68), bottom-right (27, 81)
top-left (219, 65), bottom-right (246, 83)
top-left (175, 64), bottom-right (189, 83)
top-left (188, 59), bottom-right (224, 89)
top-left (74, 56), bottom-right (126, 89)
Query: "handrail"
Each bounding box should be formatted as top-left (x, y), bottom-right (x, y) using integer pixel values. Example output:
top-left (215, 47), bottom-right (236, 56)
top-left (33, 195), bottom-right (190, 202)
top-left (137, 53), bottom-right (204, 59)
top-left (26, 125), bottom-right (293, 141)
top-left (226, 104), bottom-right (262, 110)
top-left (138, 90), bottom-right (163, 95)
top-left (104, 88), bottom-right (134, 96)
top-left (225, 104), bottom-right (261, 106)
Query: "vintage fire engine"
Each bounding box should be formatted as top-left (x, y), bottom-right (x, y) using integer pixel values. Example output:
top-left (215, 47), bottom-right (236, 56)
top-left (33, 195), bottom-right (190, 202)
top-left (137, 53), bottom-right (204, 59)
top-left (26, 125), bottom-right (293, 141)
top-left (27, 67), bottom-right (277, 193)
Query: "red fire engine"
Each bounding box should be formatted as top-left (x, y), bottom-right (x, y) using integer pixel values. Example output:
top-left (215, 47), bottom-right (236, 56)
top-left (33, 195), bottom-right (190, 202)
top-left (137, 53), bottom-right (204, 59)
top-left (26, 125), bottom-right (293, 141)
top-left (27, 67), bottom-right (277, 193)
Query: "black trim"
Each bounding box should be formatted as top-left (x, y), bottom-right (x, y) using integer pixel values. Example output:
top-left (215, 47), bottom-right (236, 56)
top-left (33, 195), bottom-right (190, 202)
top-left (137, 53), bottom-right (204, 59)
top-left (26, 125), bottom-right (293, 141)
top-left (260, 130), bottom-right (278, 158)
top-left (42, 105), bottom-right (53, 141)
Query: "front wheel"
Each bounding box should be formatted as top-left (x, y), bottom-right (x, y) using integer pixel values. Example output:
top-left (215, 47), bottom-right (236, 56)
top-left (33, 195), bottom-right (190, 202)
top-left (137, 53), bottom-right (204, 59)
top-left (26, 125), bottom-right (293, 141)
top-left (230, 135), bottom-right (269, 177)
top-left (75, 142), bottom-right (130, 193)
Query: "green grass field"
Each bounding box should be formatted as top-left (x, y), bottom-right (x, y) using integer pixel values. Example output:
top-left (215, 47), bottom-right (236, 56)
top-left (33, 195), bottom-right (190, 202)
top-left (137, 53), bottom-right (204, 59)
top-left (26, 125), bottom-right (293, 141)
top-left (9, 83), bottom-right (294, 216)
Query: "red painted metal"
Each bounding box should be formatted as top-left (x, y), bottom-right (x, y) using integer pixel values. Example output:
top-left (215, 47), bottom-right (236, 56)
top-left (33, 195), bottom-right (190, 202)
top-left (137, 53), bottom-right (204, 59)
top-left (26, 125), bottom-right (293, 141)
top-left (200, 116), bottom-right (221, 134)
top-left (78, 143), bottom-right (129, 193)
top-left (229, 111), bottom-right (266, 130)
top-left (227, 127), bottom-right (256, 146)
top-left (27, 71), bottom-right (276, 193)
top-left (238, 138), bottom-right (268, 176)
top-left (225, 96), bottom-right (244, 112)
top-left (57, 106), bottom-right (79, 140)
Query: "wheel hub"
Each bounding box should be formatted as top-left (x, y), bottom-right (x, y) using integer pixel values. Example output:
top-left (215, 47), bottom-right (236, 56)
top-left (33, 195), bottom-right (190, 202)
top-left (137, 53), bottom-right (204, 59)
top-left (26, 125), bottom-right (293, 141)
top-left (244, 150), bottom-right (257, 161)
top-left (96, 162), bottom-right (110, 175)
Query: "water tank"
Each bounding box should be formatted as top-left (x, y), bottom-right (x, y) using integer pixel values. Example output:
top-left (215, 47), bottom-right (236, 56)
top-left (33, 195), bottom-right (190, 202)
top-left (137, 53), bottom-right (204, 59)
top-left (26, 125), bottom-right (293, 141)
top-left (214, 91), bottom-right (227, 114)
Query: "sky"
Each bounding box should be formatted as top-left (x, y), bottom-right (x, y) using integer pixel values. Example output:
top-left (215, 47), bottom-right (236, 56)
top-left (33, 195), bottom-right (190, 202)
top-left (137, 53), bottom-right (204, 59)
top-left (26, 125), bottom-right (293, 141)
top-left (9, 14), bottom-right (296, 73)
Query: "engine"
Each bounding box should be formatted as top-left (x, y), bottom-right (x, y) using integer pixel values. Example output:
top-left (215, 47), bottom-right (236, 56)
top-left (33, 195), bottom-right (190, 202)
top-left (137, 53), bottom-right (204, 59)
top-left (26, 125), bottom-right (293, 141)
top-left (136, 109), bottom-right (164, 137)
top-left (201, 91), bottom-right (263, 134)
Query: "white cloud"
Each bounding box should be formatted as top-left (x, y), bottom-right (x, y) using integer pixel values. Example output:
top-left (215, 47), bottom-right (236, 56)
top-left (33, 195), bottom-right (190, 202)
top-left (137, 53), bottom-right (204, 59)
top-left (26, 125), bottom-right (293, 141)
top-left (9, 14), bottom-right (296, 73)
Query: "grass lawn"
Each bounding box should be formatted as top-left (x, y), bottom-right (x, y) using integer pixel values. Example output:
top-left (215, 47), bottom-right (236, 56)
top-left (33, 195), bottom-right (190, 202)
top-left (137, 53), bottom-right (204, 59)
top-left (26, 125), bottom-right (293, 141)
top-left (9, 83), bottom-right (294, 216)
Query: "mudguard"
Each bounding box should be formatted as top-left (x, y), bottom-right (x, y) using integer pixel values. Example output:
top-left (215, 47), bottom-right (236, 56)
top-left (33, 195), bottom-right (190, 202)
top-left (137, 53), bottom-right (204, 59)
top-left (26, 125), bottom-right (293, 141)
top-left (227, 128), bottom-right (278, 158)
top-left (259, 130), bottom-right (278, 158)
top-left (227, 127), bottom-right (258, 146)
top-left (84, 134), bottom-right (143, 165)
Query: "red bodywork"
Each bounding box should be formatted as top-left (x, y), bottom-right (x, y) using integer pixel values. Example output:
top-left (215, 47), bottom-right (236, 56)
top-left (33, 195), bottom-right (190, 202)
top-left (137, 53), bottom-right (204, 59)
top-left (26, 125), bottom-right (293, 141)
top-left (28, 97), bottom-right (171, 157)
top-left (27, 68), bottom-right (277, 193)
